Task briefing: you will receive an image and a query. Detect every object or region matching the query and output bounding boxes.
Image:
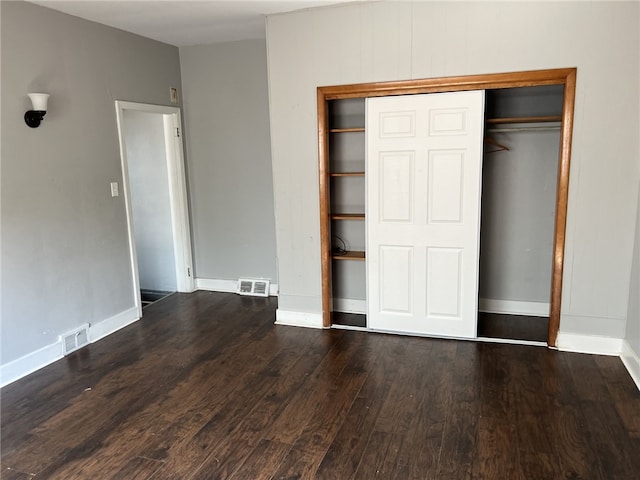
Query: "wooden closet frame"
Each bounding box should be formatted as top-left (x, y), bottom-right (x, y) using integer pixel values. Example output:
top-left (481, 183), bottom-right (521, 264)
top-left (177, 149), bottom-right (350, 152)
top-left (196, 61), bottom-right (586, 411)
top-left (318, 67), bottom-right (576, 347)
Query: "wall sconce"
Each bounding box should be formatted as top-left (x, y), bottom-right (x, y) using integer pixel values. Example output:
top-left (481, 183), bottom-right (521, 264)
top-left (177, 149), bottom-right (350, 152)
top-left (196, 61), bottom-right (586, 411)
top-left (24, 93), bottom-right (50, 128)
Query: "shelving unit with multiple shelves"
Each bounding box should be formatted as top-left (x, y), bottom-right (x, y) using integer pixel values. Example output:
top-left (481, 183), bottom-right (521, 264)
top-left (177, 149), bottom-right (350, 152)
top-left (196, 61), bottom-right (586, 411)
top-left (319, 97), bottom-right (367, 327)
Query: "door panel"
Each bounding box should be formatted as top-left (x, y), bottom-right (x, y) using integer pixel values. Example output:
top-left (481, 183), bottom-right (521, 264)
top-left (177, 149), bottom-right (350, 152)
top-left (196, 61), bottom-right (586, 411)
top-left (426, 247), bottom-right (462, 317)
top-left (379, 111), bottom-right (416, 137)
top-left (429, 108), bottom-right (469, 135)
top-left (428, 150), bottom-right (465, 223)
top-left (379, 246), bottom-right (413, 314)
top-left (367, 91), bottom-right (485, 338)
top-left (379, 152), bottom-right (414, 222)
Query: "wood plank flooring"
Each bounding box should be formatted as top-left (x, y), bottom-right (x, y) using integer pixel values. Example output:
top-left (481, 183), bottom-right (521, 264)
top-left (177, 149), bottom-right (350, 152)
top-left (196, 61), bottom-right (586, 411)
top-left (2, 291), bottom-right (639, 479)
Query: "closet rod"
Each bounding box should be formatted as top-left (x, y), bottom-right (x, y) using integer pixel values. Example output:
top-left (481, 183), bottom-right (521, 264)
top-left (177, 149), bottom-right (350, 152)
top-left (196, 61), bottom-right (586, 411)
top-left (486, 126), bottom-right (561, 133)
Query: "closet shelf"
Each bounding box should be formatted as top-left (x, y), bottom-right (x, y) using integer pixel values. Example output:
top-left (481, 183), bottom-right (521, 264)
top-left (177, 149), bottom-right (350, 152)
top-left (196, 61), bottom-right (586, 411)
top-left (329, 127), bottom-right (365, 133)
top-left (486, 126), bottom-right (561, 133)
top-left (330, 172), bottom-right (365, 177)
top-left (331, 213), bottom-right (365, 220)
top-left (486, 115), bottom-right (561, 124)
top-left (332, 251), bottom-right (365, 261)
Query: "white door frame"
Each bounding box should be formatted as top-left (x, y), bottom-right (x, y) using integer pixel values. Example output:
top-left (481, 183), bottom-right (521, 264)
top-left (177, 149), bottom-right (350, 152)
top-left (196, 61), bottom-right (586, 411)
top-left (115, 101), bottom-right (195, 316)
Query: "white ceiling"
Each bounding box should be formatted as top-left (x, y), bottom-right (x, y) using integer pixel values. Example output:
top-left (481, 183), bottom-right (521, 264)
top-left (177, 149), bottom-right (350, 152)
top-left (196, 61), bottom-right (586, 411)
top-left (27, 0), bottom-right (364, 47)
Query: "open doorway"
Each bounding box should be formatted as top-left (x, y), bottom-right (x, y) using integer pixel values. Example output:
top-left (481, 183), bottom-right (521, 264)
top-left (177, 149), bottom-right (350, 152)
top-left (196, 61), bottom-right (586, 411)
top-left (115, 102), bottom-right (194, 317)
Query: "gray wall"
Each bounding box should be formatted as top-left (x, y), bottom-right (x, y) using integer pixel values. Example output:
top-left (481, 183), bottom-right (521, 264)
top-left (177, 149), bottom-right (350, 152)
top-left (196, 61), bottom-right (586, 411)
top-left (1, 1), bottom-right (182, 365)
top-left (625, 185), bottom-right (640, 354)
top-left (123, 110), bottom-right (177, 292)
top-left (179, 40), bottom-right (277, 284)
top-left (479, 87), bottom-right (562, 306)
top-left (266, 1), bottom-right (640, 338)
top-left (479, 129), bottom-right (559, 304)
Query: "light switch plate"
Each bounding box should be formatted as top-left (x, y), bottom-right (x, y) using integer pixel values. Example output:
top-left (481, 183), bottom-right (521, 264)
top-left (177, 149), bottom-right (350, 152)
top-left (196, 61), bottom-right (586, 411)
top-left (110, 182), bottom-right (119, 197)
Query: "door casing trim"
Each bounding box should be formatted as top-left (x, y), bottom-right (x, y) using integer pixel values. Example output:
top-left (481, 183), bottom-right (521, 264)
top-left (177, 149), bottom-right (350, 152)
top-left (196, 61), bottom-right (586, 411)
top-left (115, 101), bottom-right (195, 317)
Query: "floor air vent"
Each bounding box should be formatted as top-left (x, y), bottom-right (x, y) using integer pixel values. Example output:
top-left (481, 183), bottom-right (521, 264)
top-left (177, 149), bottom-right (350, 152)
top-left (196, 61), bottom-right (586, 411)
top-left (61, 324), bottom-right (90, 355)
top-left (237, 278), bottom-right (270, 297)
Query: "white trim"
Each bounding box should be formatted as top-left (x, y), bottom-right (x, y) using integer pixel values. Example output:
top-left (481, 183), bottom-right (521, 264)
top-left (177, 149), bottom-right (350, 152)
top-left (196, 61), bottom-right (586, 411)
top-left (333, 298), bottom-right (366, 314)
top-left (331, 324), bottom-right (369, 332)
top-left (89, 306), bottom-right (140, 343)
top-left (114, 101), bottom-right (195, 312)
top-left (196, 278), bottom-right (278, 296)
top-left (556, 332), bottom-right (622, 356)
top-left (621, 340), bottom-right (640, 391)
top-left (0, 306), bottom-right (140, 388)
top-left (196, 278), bottom-right (236, 293)
top-left (479, 298), bottom-right (550, 317)
top-left (275, 309), bottom-right (324, 329)
top-left (0, 342), bottom-right (62, 388)
top-left (475, 336), bottom-right (547, 348)
top-left (114, 104), bottom-right (142, 318)
top-left (163, 112), bottom-right (195, 293)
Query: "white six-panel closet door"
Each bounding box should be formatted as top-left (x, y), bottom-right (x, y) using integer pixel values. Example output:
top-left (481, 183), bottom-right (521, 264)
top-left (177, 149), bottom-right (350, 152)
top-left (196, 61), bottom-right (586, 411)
top-left (366, 91), bottom-right (485, 338)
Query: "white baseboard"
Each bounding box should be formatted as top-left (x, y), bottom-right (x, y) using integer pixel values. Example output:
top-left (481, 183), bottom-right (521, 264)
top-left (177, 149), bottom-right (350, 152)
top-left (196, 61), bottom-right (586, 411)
top-left (196, 278), bottom-right (278, 296)
top-left (0, 306), bottom-right (141, 388)
top-left (333, 298), bottom-right (366, 314)
top-left (89, 306), bottom-right (140, 343)
top-left (0, 342), bottom-right (63, 388)
top-left (275, 309), bottom-right (324, 329)
top-left (479, 298), bottom-right (550, 317)
top-left (195, 278), bottom-right (235, 292)
top-left (621, 340), bottom-right (640, 391)
top-left (556, 332), bottom-right (622, 356)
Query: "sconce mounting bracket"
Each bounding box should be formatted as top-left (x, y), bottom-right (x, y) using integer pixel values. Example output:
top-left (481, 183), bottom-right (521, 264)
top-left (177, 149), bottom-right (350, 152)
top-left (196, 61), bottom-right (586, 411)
top-left (24, 110), bottom-right (46, 128)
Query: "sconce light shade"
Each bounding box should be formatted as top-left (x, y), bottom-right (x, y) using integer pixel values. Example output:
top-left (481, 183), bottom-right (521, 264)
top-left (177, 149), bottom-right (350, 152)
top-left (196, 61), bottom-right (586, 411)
top-left (25, 93), bottom-right (50, 128)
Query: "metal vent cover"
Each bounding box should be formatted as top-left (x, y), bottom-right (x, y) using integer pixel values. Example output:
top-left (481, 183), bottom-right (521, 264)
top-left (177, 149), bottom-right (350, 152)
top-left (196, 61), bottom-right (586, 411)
top-left (61, 324), bottom-right (90, 355)
top-left (237, 278), bottom-right (270, 297)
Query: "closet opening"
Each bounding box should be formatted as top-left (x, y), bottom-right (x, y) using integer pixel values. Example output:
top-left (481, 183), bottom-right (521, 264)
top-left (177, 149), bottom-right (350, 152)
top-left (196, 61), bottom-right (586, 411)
top-left (477, 85), bottom-right (564, 344)
top-left (318, 68), bottom-right (576, 347)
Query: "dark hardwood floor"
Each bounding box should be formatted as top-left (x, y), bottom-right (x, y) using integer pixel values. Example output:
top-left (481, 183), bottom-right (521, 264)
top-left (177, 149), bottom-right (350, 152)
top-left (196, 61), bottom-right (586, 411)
top-left (2, 291), bottom-right (639, 479)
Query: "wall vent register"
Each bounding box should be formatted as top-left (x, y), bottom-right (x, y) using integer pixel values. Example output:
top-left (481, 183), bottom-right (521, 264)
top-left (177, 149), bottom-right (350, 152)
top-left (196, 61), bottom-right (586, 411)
top-left (61, 324), bottom-right (90, 355)
top-left (237, 278), bottom-right (270, 297)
